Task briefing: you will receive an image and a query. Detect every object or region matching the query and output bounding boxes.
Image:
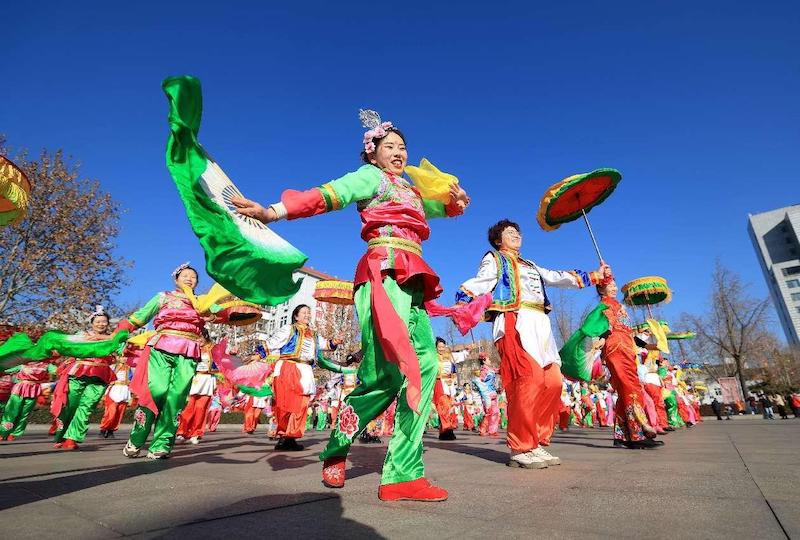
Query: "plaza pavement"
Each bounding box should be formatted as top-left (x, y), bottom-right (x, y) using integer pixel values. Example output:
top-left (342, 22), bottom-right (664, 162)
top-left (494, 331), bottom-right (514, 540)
top-left (0, 416), bottom-right (797, 539)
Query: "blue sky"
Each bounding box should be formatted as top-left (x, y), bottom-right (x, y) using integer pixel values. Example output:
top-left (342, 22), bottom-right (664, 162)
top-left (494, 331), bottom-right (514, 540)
top-left (4, 1), bottom-right (799, 339)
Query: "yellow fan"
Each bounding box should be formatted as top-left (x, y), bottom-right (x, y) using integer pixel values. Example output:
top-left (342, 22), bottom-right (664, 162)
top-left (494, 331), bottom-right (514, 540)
top-left (404, 158), bottom-right (458, 203)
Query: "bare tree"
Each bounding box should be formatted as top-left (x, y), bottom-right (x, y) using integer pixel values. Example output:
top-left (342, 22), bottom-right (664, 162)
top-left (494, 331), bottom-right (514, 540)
top-left (0, 139), bottom-right (130, 331)
top-left (550, 288), bottom-right (591, 347)
top-left (681, 261), bottom-right (773, 399)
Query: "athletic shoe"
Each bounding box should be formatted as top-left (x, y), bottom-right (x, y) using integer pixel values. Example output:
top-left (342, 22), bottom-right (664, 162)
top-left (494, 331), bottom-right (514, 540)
top-left (189, 436), bottom-right (200, 445)
top-left (438, 430), bottom-right (457, 441)
top-left (507, 451), bottom-right (548, 469)
top-left (175, 435), bottom-right (186, 444)
top-left (122, 441), bottom-right (141, 458)
top-left (146, 451), bottom-right (170, 459)
top-left (531, 447), bottom-right (561, 466)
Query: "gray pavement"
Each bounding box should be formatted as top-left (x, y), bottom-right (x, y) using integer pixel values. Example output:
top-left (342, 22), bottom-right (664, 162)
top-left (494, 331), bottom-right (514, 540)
top-left (1, 416), bottom-right (797, 539)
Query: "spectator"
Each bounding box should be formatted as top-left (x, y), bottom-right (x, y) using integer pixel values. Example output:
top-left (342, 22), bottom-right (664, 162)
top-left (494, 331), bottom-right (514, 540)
top-left (758, 393), bottom-right (774, 420)
top-left (747, 395), bottom-right (758, 415)
top-left (772, 394), bottom-right (789, 419)
top-left (724, 404), bottom-right (733, 420)
top-left (711, 398), bottom-right (723, 421)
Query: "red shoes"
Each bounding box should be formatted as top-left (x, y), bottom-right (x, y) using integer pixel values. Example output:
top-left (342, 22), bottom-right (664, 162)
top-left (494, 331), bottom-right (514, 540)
top-left (5, 435), bottom-right (15, 442)
top-left (61, 439), bottom-right (78, 451)
top-left (322, 456), bottom-right (346, 488)
top-left (322, 458), bottom-right (448, 503)
top-left (378, 478), bottom-right (448, 502)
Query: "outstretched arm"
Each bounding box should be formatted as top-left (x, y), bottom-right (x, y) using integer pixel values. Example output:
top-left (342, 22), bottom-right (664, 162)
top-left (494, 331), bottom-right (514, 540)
top-left (231, 165), bottom-right (381, 223)
top-left (456, 253), bottom-right (499, 303)
top-left (116, 293), bottom-right (163, 332)
top-left (535, 263), bottom-right (608, 290)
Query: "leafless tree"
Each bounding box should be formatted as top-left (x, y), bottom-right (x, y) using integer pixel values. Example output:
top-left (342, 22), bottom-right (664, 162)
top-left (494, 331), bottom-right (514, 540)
top-left (681, 261), bottom-right (773, 398)
top-left (0, 139), bottom-right (130, 331)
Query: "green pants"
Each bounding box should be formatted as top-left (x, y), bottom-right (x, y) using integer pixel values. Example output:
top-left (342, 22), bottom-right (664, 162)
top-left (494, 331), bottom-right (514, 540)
top-left (54, 376), bottom-right (106, 443)
top-left (663, 391), bottom-right (685, 427)
top-left (320, 277), bottom-right (438, 485)
top-left (128, 349), bottom-right (197, 453)
top-left (0, 394), bottom-right (37, 438)
top-left (315, 410), bottom-right (328, 431)
top-left (500, 409), bottom-right (508, 429)
top-left (429, 410), bottom-right (440, 429)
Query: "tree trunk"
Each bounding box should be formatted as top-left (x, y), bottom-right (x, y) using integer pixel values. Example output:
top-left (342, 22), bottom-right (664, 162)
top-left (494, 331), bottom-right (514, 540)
top-left (734, 355), bottom-right (748, 400)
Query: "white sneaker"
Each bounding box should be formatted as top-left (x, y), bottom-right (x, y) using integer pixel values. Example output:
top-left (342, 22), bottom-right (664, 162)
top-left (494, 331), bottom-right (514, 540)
top-left (122, 441), bottom-right (141, 458)
top-left (189, 436), bottom-right (200, 445)
top-left (175, 436), bottom-right (186, 444)
top-left (507, 451), bottom-right (548, 469)
top-left (532, 447), bottom-right (561, 466)
top-left (146, 451), bottom-right (170, 459)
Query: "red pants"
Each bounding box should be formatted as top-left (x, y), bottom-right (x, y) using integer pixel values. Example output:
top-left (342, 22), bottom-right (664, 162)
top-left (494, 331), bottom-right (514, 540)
top-left (558, 409), bottom-right (570, 431)
top-left (206, 408), bottom-right (221, 432)
top-left (433, 379), bottom-right (457, 432)
top-left (644, 383), bottom-right (668, 430)
top-left (243, 399), bottom-right (263, 433)
top-left (604, 346), bottom-right (652, 441)
top-left (497, 313), bottom-right (563, 452)
top-left (99, 397), bottom-right (127, 432)
top-left (178, 394), bottom-right (212, 438)
top-left (273, 362), bottom-right (310, 439)
top-left (595, 403), bottom-right (608, 426)
top-left (462, 403), bottom-right (475, 430)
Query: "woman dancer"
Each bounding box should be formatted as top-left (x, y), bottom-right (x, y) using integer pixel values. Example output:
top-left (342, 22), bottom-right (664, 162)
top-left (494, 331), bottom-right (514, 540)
top-left (0, 359), bottom-right (57, 440)
top-left (232, 112), bottom-right (469, 501)
top-left (118, 263), bottom-right (207, 459)
top-left (52, 307), bottom-right (117, 450)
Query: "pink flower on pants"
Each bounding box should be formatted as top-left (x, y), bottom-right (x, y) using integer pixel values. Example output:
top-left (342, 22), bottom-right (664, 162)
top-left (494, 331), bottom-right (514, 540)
top-left (337, 405), bottom-right (360, 439)
top-left (134, 409), bottom-right (146, 427)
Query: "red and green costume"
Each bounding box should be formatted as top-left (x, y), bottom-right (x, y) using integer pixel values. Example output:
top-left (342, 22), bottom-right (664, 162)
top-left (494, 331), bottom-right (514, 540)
top-left (274, 164), bottom-right (462, 492)
top-left (0, 361), bottom-right (56, 439)
top-left (118, 291), bottom-right (205, 455)
top-left (51, 332), bottom-right (116, 445)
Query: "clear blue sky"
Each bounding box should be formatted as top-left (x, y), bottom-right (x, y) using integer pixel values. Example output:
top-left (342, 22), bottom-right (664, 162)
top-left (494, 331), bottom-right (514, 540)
top-left (5, 1), bottom-right (799, 339)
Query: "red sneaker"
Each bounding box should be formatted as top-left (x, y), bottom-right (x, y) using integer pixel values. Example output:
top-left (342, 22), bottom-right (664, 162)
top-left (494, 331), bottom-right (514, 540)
top-left (322, 456), bottom-right (346, 488)
top-left (6, 435), bottom-right (16, 441)
top-left (62, 439), bottom-right (79, 451)
top-left (54, 442), bottom-right (63, 448)
top-left (378, 478), bottom-right (448, 502)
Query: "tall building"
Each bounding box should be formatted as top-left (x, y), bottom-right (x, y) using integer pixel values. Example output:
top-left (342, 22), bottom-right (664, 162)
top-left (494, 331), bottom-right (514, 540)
top-left (748, 205), bottom-right (800, 346)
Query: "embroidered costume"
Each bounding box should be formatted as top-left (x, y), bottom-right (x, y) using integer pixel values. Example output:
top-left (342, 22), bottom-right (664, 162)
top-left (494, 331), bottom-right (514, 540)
top-left (458, 248), bottom-right (600, 467)
top-left (271, 163), bottom-right (463, 498)
top-left (0, 360), bottom-right (57, 440)
top-left (118, 289), bottom-right (206, 458)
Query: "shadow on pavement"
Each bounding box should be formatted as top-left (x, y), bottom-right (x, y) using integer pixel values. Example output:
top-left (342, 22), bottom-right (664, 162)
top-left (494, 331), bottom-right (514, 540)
top-left (140, 492), bottom-right (387, 539)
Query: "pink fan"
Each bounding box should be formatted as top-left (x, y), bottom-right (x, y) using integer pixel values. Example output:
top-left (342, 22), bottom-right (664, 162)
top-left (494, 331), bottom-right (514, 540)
top-left (425, 293), bottom-right (493, 335)
top-left (212, 338), bottom-right (274, 387)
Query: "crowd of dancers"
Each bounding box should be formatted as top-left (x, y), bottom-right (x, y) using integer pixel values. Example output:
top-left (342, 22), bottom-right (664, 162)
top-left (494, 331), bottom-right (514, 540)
top-left (0, 87), bottom-right (710, 502)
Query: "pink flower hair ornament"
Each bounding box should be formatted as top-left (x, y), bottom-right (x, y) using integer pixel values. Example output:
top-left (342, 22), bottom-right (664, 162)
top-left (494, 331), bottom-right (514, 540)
top-left (359, 109), bottom-right (395, 155)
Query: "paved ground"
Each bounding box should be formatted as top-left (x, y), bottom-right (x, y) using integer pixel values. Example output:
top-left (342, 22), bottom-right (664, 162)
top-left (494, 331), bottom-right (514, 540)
top-left (1, 416), bottom-right (797, 539)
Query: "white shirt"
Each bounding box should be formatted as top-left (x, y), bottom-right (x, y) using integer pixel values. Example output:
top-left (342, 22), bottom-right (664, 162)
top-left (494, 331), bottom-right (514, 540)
top-left (460, 253), bottom-right (588, 368)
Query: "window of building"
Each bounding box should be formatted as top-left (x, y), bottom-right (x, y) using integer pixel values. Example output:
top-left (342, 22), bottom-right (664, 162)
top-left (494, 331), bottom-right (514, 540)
top-left (797, 307), bottom-right (800, 315)
top-left (792, 292), bottom-right (800, 302)
top-left (280, 316), bottom-right (288, 327)
top-left (788, 279), bottom-right (800, 289)
top-left (783, 266), bottom-right (800, 276)
top-left (268, 321), bottom-right (275, 332)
